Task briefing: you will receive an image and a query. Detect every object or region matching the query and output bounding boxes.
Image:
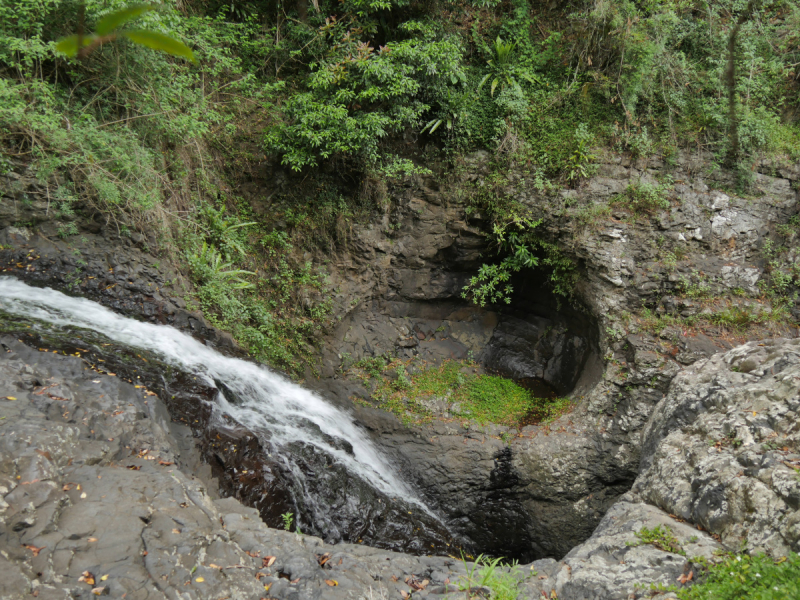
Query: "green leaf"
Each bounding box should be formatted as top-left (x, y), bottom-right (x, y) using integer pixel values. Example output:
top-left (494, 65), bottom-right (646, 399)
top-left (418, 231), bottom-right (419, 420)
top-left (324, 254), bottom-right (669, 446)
top-left (519, 71), bottom-right (541, 85)
top-left (54, 34), bottom-right (95, 57)
top-left (490, 77), bottom-right (499, 97)
top-left (123, 30), bottom-right (196, 63)
top-left (96, 4), bottom-right (154, 36)
top-left (477, 73), bottom-right (491, 90)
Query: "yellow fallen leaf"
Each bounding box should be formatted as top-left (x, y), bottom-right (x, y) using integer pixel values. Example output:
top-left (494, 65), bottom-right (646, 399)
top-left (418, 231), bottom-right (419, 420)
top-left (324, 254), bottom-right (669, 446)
top-left (325, 579), bottom-right (338, 586)
top-left (80, 492), bottom-right (87, 499)
top-left (87, 537), bottom-right (98, 542)
top-left (100, 575), bottom-right (108, 581)
top-left (3, 396), bottom-right (17, 401)
top-left (172, 529), bottom-right (181, 534)
top-left (194, 577), bottom-right (204, 583)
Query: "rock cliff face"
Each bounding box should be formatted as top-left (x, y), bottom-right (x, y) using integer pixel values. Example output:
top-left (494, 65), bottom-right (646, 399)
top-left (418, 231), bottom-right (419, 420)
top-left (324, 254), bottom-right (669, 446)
top-left (2, 335), bottom-right (798, 599)
top-left (0, 337), bottom-right (478, 600)
top-left (1, 149), bottom-right (799, 599)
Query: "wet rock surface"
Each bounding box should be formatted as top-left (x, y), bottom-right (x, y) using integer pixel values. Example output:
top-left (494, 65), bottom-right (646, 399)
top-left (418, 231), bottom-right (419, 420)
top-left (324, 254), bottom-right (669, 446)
top-left (0, 317), bottom-right (458, 558)
top-left (0, 224), bottom-right (237, 354)
top-left (0, 337), bottom-right (481, 599)
top-left (3, 333), bottom-right (799, 599)
top-left (2, 151), bottom-right (799, 598)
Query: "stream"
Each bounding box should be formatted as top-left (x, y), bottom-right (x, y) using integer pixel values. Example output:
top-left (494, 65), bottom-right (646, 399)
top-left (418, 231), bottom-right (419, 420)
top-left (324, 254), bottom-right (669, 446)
top-left (0, 276), bottom-right (460, 553)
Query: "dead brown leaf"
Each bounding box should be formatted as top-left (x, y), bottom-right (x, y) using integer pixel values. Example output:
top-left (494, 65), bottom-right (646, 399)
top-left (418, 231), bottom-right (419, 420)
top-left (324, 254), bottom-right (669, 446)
top-left (158, 460), bottom-right (173, 466)
top-left (317, 552), bottom-right (331, 566)
top-left (262, 556), bottom-right (276, 568)
top-left (79, 571), bottom-right (96, 585)
top-left (22, 544), bottom-right (45, 557)
top-left (324, 579), bottom-right (338, 586)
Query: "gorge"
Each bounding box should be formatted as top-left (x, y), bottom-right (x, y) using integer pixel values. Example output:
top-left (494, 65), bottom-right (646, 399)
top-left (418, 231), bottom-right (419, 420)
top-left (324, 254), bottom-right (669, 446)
top-left (1, 1), bottom-right (799, 598)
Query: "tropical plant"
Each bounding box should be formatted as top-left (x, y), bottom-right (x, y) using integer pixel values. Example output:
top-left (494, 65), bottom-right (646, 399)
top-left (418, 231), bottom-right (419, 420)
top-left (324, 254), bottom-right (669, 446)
top-left (462, 217), bottom-right (541, 307)
top-left (566, 123), bottom-right (597, 182)
top-left (188, 242), bottom-right (254, 289)
top-left (478, 36), bottom-right (539, 97)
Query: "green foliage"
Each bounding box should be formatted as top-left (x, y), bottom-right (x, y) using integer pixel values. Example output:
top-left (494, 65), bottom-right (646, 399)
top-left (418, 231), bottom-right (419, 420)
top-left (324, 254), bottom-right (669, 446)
top-left (460, 554), bottom-right (519, 600)
top-left (679, 553), bottom-right (800, 600)
top-left (2, 0), bottom-right (798, 381)
top-left (369, 359), bottom-right (571, 427)
top-left (477, 36), bottom-right (539, 98)
top-left (629, 524), bottom-right (685, 555)
top-left (459, 374), bottom-right (538, 426)
top-left (759, 238), bottom-right (800, 310)
top-left (54, 4), bottom-right (195, 63)
top-left (352, 356), bottom-right (387, 378)
top-left (611, 180), bottom-right (673, 217)
top-left (187, 242), bottom-right (254, 289)
top-left (462, 217), bottom-right (541, 307)
top-left (566, 123), bottom-right (597, 182)
top-left (281, 511), bottom-right (293, 531)
top-left (265, 22), bottom-right (465, 173)
top-left (462, 189), bottom-right (578, 306)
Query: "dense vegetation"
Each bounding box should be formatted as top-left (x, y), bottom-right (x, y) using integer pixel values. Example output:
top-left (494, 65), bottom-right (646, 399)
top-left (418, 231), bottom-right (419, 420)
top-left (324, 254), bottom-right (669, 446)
top-left (2, 0), bottom-right (798, 372)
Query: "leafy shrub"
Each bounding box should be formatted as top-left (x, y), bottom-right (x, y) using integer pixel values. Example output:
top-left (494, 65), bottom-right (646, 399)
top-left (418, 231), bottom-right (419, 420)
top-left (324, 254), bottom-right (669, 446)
top-left (462, 219), bottom-right (541, 307)
top-left (612, 180), bottom-right (672, 217)
top-left (265, 24), bottom-right (465, 173)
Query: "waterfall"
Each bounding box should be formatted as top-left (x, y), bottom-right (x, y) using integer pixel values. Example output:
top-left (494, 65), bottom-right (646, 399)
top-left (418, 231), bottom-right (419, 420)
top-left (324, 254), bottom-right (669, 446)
top-left (0, 277), bottom-right (429, 513)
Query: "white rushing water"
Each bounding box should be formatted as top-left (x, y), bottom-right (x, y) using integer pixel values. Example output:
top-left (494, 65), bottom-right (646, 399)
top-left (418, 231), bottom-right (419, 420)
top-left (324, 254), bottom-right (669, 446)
top-left (0, 277), bottom-right (422, 507)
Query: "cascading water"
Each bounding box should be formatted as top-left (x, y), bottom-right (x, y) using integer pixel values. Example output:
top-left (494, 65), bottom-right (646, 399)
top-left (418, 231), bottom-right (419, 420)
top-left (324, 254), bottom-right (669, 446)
top-left (0, 277), bottom-right (457, 553)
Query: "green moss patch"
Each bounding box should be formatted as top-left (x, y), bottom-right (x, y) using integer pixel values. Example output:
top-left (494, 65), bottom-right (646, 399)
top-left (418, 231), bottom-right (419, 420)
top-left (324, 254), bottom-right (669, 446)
top-left (356, 359), bottom-right (573, 428)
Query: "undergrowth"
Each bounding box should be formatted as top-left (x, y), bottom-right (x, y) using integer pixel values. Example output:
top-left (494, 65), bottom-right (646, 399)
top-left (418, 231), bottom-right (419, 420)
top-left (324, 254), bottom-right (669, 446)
top-left (679, 553), bottom-right (800, 600)
top-left (459, 554), bottom-right (521, 600)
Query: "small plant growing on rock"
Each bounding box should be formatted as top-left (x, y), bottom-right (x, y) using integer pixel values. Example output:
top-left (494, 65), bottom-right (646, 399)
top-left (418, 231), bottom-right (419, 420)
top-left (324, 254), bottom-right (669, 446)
top-left (628, 524), bottom-right (685, 555)
top-left (612, 180), bottom-right (672, 217)
top-left (281, 511), bottom-right (293, 531)
top-left (459, 554), bottom-right (520, 600)
top-left (393, 365), bottom-right (413, 391)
